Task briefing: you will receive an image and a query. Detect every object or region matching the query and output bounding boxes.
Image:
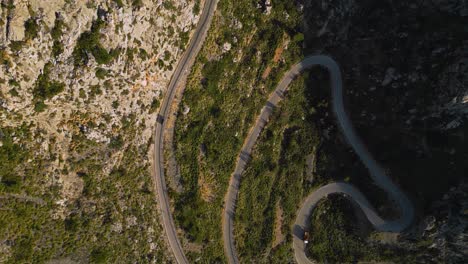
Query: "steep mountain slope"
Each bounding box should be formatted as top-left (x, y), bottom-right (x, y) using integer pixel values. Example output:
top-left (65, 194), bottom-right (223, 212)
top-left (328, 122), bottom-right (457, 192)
top-left (0, 0), bottom-right (200, 262)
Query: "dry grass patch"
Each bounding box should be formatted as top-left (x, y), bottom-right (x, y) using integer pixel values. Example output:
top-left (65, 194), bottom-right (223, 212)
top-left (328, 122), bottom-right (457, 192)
top-left (272, 201), bottom-right (285, 248)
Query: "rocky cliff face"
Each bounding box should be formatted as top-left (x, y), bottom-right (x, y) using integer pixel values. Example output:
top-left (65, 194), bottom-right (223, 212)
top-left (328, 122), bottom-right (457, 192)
top-left (304, 0), bottom-right (468, 124)
top-left (303, 0), bottom-right (467, 261)
top-left (0, 0), bottom-right (200, 262)
top-left (304, 0), bottom-right (468, 196)
top-left (422, 183), bottom-right (467, 263)
top-left (1, 0), bottom-right (198, 134)
top-left (1, 0), bottom-right (198, 198)
top-left (398, 183), bottom-right (468, 263)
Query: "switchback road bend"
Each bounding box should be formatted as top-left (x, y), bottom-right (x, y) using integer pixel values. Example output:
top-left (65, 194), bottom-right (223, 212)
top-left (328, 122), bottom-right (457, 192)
top-left (222, 55), bottom-right (414, 264)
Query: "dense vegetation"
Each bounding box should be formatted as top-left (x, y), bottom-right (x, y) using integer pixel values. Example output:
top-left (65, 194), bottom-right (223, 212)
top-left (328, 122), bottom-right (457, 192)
top-left (24, 18), bottom-right (39, 40)
top-left (173, 1), bottom-right (466, 262)
top-left (173, 0), bottom-right (303, 261)
top-left (307, 195), bottom-right (411, 262)
top-left (0, 120), bottom-right (168, 263)
top-left (32, 62), bottom-right (65, 112)
top-left (33, 63), bottom-right (64, 100)
top-left (232, 67), bottom-right (436, 262)
top-left (235, 75), bottom-right (320, 262)
top-left (51, 17), bottom-right (65, 58)
top-left (0, 126), bottom-right (29, 191)
top-left (73, 18), bottom-right (113, 66)
top-left (231, 1), bottom-right (468, 262)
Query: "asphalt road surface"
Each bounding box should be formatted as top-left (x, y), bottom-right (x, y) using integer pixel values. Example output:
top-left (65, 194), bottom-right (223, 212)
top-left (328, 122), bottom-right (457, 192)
top-left (222, 55), bottom-right (414, 264)
top-left (151, 0), bottom-right (218, 263)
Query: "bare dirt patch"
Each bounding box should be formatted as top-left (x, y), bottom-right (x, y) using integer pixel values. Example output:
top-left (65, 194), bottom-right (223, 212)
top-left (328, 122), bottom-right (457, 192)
top-left (305, 146), bottom-right (317, 183)
top-left (261, 66), bottom-right (272, 80)
top-left (61, 172), bottom-right (84, 201)
top-left (55, 172), bottom-right (84, 219)
top-left (261, 35), bottom-right (287, 80)
top-left (0, 194), bottom-right (46, 206)
top-left (272, 201), bottom-right (285, 248)
top-left (198, 171), bottom-right (215, 202)
top-left (272, 45), bottom-right (284, 63)
top-left (185, 241), bottom-right (203, 253)
top-left (369, 232), bottom-right (400, 245)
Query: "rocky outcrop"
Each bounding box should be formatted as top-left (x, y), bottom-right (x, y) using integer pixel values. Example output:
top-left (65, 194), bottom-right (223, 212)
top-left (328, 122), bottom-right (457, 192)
top-left (305, 0), bottom-right (468, 121)
top-left (1, 0), bottom-right (200, 175)
top-left (402, 183), bottom-right (468, 263)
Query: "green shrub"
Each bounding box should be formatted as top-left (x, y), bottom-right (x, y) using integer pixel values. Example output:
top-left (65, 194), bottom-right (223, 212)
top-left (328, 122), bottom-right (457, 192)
top-left (109, 135), bottom-right (123, 149)
top-left (109, 47), bottom-right (122, 59)
top-left (9, 88), bottom-right (19, 97)
top-left (51, 18), bottom-right (64, 40)
top-left (79, 88), bottom-right (86, 99)
top-left (292, 33), bottom-right (304, 43)
top-left (112, 100), bottom-right (119, 109)
top-left (24, 18), bottom-right (39, 40)
top-left (149, 98), bottom-right (160, 113)
top-left (138, 48), bottom-right (148, 60)
top-left (163, 50), bottom-right (171, 61)
top-left (132, 0), bottom-right (143, 9)
top-left (12, 236), bottom-right (33, 262)
top-left (64, 216), bottom-right (79, 232)
top-left (73, 19), bottom-right (112, 66)
top-left (126, 48), bottom-right (135, 61)
top-left (193, 0), bottom-right (201, 14)
top-left (1, 0), bottom-right (15, 10)
top-left (0, 128), bottom-right (27, 190)
top-left (89, 85), bottom-right (102, 98)
top-left (33, 63), bottom-right (65, 100)
top-left (9, 41), bottom-right (24, 52)
top-left (34, 101), bottom-right (47, 112)
top-left (104, 80), bottom-right (112, 90)
top-left (179, 31), bottom-right (189, 49)
top-left (93, 47), bottom-right (113, 65)
top-left (52, 40), bottom-right (64, 58)
top-left (90, 249), bottom-right (109, 263)
top-left (112, 0), bottom-right (124, 8)
top-left (305, 195), bottom-right (410, 262)
top-left (8, 79), bottom-right (19, 87)
top-left (162, 0), bottom-right (175, 10)
top-left (51, 18), bottom-right (65, 57)
top-left (95, 67), bottom-right (108, 79)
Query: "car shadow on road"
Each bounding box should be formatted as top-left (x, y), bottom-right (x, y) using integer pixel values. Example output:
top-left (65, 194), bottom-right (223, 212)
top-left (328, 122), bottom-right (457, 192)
top-left (293, 224), bottom-right (304, 239)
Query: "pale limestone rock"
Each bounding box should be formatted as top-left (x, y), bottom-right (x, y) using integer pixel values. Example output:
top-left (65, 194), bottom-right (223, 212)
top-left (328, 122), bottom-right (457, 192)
top-left (0, 0), bottom-right (200, 222)
top-left (29, 0), bottom-right (65, 28)
top-left (8, 0), bottom-right (29, 41)
top-left (222, 42), bottom-right (231, 52)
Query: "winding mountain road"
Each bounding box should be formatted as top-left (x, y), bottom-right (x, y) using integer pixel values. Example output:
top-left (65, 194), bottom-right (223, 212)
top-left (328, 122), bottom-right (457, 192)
top-left (151, 0), bottom-right (218, 263)
top-left (222, 55), bottom-right (414, 264)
